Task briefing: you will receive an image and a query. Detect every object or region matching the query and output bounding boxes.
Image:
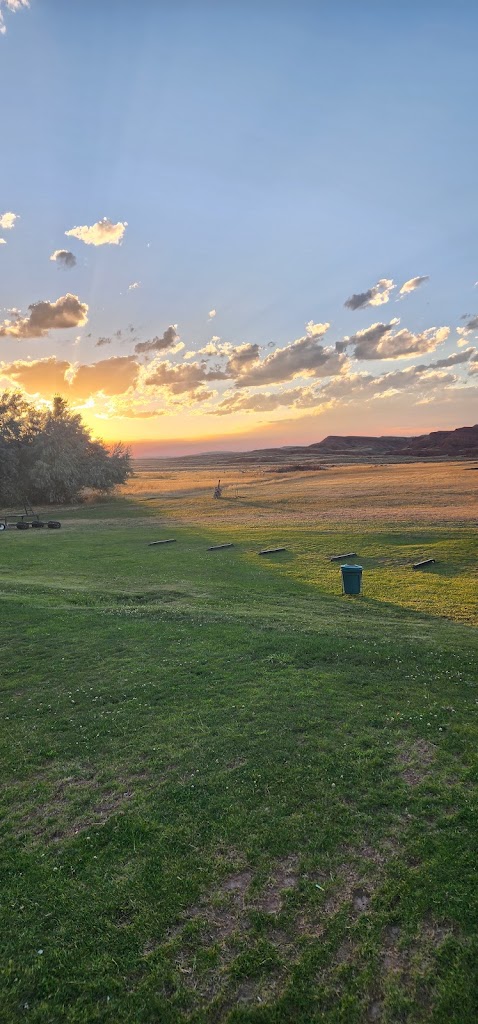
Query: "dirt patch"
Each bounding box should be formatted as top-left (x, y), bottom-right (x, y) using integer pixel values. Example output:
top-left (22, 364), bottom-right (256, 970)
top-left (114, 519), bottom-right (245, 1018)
top-left (14, 774), bottom-right (134, 842)
top-left (379, 916), bottom-right (455, 982)
top-left (421, 917), bottom-right (456, 947)
top-left (352, 888), bottom-right (371, 913)
top-left (253, 855), bottom-right (300, 914)
top-left (224, 758), bottom-right (247, 771)
top-left (323, 863), bottom-right (363, 916)
top-left (333, 939), bottom-right (357, 966)
top-left (381, 929), bottom-right (407, 974)
top-left (221, 871), bottom-right (253, 896)
top-left (234, 974), bottom-right (284, 1006)
top-left (398, 738), bottom-right (437, 786)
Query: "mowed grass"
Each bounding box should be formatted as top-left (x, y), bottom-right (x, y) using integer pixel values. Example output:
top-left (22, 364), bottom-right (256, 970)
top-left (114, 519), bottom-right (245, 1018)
top-left (0, 463), bottom-right (477, 1023)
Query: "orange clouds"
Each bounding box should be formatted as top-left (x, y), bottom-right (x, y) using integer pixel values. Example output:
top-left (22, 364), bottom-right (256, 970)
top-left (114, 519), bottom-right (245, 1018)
top-left (1, 355), bottom-right (140, 400)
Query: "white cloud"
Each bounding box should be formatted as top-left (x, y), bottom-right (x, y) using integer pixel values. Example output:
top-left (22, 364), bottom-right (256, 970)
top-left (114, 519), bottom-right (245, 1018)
top-left (0, 0), bottom-right (29, 34)
top-left (128, 281), bottom-right (140, 290)
top-left (198, 339), bottom-right (232, 357)
top-left (399, 275), bottom-right (429, 296)
top-left (305, 321), bottom-right (330, 337)
top-left (0, 211), bottom-right (19, 229)
top-left (344, 279), bottom-right (395, 310)
top-left (208, 308), bottom-right (217, 319)
top-left (65, 217), bottom-right (127, 246)
top-left (0, 238), bottom-right (6, 245)
top-left (50, 249), bottom-right (76, 269)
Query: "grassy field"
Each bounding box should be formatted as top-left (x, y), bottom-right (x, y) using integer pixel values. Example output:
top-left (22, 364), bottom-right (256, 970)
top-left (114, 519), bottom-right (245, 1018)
top-left (0, 462), bottom-right (477, 1023)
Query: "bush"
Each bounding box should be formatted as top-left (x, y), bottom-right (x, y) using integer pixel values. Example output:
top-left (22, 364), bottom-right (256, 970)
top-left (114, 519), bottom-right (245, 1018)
top-left (0, 393), bottom-right (132, 506)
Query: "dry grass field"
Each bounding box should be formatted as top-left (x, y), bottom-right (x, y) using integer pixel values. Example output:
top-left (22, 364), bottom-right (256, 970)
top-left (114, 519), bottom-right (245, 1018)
top-left (123, 461), bottom-right (476, 526)
top-left (121, 460), bottom-right (477, 626)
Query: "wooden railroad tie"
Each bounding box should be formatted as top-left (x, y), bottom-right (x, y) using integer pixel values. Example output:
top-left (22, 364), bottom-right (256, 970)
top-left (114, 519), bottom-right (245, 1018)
top-left (207, 543), bottom-right (234, 551)
top-left (258, 547), bottom-right (286, 555)
top-left (330, 552), bottom-right (357, 562)
top-left (148, 539), bottom-right (177, 546)
top-left (412, 558), bottom-right (436, 569)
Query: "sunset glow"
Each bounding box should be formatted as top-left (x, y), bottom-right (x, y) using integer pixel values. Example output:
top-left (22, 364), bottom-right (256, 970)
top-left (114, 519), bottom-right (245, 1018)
top-left (1, 3), bottom-right (477, 455)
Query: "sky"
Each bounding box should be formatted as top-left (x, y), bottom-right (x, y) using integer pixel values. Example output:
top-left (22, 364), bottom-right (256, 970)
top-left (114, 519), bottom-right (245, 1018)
top-left (1, 0), bottom-right (477, 456)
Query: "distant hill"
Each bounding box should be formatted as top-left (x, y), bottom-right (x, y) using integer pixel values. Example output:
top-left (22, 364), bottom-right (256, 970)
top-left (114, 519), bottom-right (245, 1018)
top-left (133, 424), bottom-right (478, 470)
top-left (311, 424), bottom-right (478, 459)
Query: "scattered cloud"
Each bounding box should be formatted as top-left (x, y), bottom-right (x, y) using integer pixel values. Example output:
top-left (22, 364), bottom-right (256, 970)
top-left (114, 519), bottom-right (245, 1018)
top-left (50, 249), bottom-right (77, 269)
top-left (198, 338), bottom-right (232, 357)
top-left (134, 325), bottom-right (180, 355)
top-left (306, 321), bottom-right (329, 337)
top-left (0, 211), bottom-right (19, 229)
top-left (344, 279), bottom-right (395, 310)
top-left (212, 357), bottom-right (461, 418)
top-left (213, 386), bottom-right (319, 416)
top-left (460, 314), bottom-right (478, 332)
top-left (65, 217), bottom-right (127, 246)
top-left (128, 281), bottom-right (140, 290)
top-left (109, 405), bottom-right (165, 418)
top-left (0, 0), bottom-right (29, 35)
top-left (208, 308), bottom-right (217, 319)
top-left (399, 275), bottom-right (429, 297)
top-left (339, 318), bottom-right (449, 360)
top-left (231, 326), bottom-right (347, 387)
top-left (0, 238), bottom-right (6, 245)
top-left (0, 293), bottom-right (88, 339)
top-left (225, 343), bottom-right (260, 376)
top-left (426, 348), bottom-right (475, 368)
top-left (145, 359), bottom-right (228, 400)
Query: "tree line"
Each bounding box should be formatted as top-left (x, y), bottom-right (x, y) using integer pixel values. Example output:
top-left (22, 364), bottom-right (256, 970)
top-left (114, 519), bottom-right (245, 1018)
top-left (0, 392), bottom-right (132, 506)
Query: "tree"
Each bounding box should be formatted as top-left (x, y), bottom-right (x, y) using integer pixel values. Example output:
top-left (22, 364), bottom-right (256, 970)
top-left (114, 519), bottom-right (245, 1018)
top-left (0, 392), bottom-right (132, 506)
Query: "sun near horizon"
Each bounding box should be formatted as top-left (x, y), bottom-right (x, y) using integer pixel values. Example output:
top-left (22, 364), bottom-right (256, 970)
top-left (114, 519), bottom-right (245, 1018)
top-left (1, 2), bottom-right (477, 457)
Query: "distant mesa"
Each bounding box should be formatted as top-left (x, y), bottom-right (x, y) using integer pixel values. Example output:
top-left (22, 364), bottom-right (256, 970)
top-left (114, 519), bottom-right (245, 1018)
top-left (309, 424), bottom-right (478, 459)
top-left (133, 425), bottom-right (478, 467)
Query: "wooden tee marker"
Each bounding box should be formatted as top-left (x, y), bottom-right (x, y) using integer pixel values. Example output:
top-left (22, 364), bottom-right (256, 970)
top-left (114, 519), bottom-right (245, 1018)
top-left (258, 547), bottom-right (286, 555)
top-left (148, 539), bottom-right (177, 546)
top-left (330, 552), bottom-right (357, 562)
top-left (207, 543), bottom-right (234, 551)
top-left (412, 558), bottom-right (436, 569)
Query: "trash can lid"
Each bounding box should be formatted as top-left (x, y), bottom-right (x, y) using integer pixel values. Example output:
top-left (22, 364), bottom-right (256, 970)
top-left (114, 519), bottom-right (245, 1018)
top-left (340, 564), bottom-right (363, 572)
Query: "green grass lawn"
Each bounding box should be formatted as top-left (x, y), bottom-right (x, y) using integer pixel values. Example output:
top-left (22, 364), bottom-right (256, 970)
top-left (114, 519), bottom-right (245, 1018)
top-left (1, 491), bottom-right (477, 1023)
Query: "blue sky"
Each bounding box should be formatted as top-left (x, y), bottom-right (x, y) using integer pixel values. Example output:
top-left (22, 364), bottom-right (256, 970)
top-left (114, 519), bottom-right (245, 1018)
top-left (1, 0), bottom-right (477, 453)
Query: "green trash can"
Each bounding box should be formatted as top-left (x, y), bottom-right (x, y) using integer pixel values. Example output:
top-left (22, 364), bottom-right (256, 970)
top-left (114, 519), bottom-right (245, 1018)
top-left (341, 564), bottom-right (362, 595)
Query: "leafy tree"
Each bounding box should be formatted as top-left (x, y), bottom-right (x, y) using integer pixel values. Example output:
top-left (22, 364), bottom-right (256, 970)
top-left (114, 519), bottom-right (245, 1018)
top-left (0, 392), bottom-right (132, 506)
